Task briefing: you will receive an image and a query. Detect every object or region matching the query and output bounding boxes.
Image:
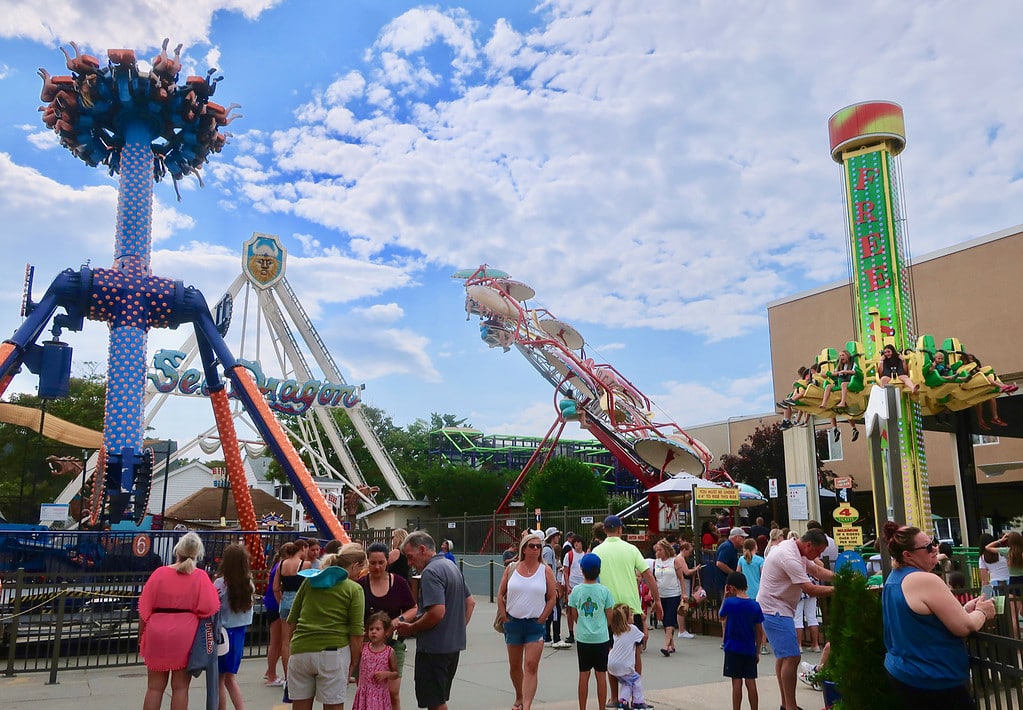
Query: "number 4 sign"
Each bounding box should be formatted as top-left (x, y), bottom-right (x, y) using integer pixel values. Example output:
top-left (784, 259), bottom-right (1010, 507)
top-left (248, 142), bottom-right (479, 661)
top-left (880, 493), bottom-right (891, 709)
top-left (833, 505), bottom-right (860, 525)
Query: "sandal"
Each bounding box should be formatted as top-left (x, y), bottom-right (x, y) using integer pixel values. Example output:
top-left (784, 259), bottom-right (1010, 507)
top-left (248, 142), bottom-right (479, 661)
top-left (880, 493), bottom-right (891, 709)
top-left (512, 704), bottom-right (523, 710)
top-left (660, 648), bottom-right (670, 657)
top-left (992, 418), bottom-right (1008, 427)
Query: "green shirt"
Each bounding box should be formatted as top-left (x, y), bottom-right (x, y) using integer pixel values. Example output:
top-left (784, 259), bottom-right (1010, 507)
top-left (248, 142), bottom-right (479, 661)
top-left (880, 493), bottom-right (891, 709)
top-left (288, 577), bottom-right (365, 654)
top-left (568, 581), bottom-right (614, 644)
top-left (594, 536), bottom-right (647, 613)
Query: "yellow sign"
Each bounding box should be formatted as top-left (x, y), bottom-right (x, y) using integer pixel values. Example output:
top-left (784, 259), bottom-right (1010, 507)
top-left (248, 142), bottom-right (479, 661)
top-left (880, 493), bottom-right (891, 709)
top-left (832, 505), bottom-right (860, 525)
top-left (694, 487), bottom-right (740, 505)
top-left (834, 526), bottom-right (863, 548)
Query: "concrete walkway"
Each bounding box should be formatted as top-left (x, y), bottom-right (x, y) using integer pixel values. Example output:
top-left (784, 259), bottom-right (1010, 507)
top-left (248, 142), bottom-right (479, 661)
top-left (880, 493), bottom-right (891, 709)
top-left (2, 598), bottom-right (827, 709)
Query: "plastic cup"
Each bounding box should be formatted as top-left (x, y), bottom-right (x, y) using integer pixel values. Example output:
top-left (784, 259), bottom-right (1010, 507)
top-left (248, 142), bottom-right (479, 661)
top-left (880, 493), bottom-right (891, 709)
top-left (993, 596), bottom-right (1006, 615)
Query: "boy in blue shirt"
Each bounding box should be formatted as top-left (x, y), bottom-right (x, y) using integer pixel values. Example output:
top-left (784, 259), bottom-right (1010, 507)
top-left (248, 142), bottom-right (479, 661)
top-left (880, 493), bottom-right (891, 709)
top-left (719, 571), bottom-right (765, 710)
top-left (567, 553), bottom-right (615, 710)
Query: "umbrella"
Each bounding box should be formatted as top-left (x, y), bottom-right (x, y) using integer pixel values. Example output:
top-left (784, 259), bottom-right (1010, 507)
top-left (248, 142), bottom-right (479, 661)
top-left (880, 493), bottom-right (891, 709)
top-left (646, 473), bottom-right (721, 495)
top-left (736, 483), bottom-right (767, 508)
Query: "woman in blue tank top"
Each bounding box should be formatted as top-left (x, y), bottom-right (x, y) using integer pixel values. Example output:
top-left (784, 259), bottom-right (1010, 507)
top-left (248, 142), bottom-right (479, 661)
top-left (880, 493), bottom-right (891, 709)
top-left (882, 521), bottom-right (995, 709)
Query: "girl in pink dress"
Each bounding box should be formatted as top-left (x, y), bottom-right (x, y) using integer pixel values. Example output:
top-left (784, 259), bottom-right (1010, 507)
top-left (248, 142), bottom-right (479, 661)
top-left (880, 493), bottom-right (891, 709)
top-left (138, 532), bottom-right (220, 710)
top-left (353, 612), bottom-right (398, 710)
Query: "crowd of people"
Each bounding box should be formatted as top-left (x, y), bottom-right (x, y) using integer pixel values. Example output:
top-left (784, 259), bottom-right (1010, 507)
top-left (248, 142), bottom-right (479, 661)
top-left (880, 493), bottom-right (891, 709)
top-left (136, 517), bottom-right (1012, 710)
top-left (139, 529), bottom-right (472, 710)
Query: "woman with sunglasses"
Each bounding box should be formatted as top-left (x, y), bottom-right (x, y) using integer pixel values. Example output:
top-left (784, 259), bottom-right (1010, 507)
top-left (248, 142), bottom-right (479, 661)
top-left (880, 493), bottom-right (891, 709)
top-left (496, 532), bottom-right (558, 710)
top-left (882, 521), bottom-right (995, 709)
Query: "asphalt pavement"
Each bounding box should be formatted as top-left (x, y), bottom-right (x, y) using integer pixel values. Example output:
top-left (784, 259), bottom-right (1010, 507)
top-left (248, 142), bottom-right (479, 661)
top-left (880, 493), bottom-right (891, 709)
top-left (2, 597), bottom-right (827, 709)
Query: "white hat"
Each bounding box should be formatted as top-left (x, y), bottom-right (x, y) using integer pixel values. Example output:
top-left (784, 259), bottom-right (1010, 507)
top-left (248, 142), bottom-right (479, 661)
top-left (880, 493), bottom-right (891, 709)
top-left (544, 526), bottom-right (561, 540)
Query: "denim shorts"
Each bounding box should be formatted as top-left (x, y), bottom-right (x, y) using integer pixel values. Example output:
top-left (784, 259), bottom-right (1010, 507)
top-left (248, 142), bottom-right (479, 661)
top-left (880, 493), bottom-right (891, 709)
top-left (762, 613), bottom-right (800, 659)
top-left (503, 616), bottom-right (545, 646)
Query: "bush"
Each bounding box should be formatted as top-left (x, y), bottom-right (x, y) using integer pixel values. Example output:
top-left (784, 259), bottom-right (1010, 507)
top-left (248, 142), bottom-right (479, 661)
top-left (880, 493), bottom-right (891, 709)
top-left (523, 457), bottom-right (609, 510)
top-left (825, 566), bottom-right (898, 710)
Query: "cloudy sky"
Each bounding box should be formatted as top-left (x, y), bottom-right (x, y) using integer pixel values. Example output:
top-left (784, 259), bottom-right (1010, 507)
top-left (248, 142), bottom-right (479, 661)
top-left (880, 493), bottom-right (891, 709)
top-left (1, 1), bottom-right (1021, 470)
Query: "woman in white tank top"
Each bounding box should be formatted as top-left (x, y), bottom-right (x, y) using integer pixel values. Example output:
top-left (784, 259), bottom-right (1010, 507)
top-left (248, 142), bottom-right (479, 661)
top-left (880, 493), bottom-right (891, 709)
top-left (497, 532), bottom-right (558, 710)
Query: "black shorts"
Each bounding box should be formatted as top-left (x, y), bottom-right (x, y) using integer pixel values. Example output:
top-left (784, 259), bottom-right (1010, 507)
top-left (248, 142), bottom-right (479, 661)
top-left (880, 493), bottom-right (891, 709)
top-left (414, 651), bottom-right (460, 708)
top-left (576, 640), bottom-right (611, 673)
top-left (723, 650), bottom-right (758, 679)
top-left (887, 673), bottom-right (974, 710)
top-left (265, 608), bottom-right (280, 623)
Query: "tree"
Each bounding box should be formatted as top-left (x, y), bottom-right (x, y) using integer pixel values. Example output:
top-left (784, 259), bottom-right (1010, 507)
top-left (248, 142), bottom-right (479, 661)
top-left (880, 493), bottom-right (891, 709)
top-left (718, 424), bottom-right (836, 527)
top-left (416, 463), bottom-right (512, 516)
top-left (523, 456), bottom-right (608, 511)
top-left (0, 370), bottom-right (106, 523)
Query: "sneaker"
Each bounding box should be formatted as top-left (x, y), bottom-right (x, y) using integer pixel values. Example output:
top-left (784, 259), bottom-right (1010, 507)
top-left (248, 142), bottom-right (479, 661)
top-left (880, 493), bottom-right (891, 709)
top-left (799, 668), bottom-right (822, 691)
top-left (266, 678), bottom-right (286, 687)
top-left (810, 646), bottom-right (822, 653)
top-left (761, 645), bottom-right (769, 655)
top-left (779, 419), bottom-right (793, 430)
top-left (832, 427), bottom-right (840, 442)
top-left (545, 641), bottom-right (555, 647)
top-left (553, 640), bottom-right (572, 649)
top-left (799, 661), bottom-right (818, 676)
top-left (677, 631), bottom-right (695, 639)
top-left (851, 427), bottom-right (860, 442)
top-left (565, 634), bottom-right (575, 644)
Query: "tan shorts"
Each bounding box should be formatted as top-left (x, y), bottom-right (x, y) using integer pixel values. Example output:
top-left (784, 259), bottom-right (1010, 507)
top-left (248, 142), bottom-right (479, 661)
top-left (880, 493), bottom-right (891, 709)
top-left (287, 647), bottom-right (351, 705)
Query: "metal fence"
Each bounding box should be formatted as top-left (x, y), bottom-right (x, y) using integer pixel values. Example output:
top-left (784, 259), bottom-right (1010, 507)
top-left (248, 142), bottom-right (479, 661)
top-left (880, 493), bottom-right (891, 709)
top-left (403, 506), bottom-right (618, 555)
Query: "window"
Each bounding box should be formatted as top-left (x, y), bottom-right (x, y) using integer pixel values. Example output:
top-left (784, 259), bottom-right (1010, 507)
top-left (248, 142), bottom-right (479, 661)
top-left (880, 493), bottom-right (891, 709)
top-left (816, 428), bottom-right (844, 462)
top-left (972, 433), bottom-right (999, 446)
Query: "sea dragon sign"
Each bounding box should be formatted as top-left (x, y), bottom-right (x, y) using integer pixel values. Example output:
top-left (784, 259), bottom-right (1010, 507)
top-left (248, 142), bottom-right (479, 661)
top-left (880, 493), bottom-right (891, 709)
top-left (148, 349), bottom-right (362, 416)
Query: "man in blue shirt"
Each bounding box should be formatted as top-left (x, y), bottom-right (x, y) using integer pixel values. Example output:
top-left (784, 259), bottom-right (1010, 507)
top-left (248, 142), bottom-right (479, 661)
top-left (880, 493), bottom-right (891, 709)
top-left (715, 527), bottom-right (747, 599)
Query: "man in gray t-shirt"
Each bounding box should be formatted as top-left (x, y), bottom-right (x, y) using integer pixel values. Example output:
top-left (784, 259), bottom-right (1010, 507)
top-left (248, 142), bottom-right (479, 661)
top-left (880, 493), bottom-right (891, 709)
top-left (395, 531), bottom-right (475, 710)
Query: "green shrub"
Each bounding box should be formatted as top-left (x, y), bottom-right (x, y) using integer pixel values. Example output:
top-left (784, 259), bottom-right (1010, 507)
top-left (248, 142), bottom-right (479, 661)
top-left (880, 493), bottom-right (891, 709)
top-left (825, 566), bottom-right (898, 710)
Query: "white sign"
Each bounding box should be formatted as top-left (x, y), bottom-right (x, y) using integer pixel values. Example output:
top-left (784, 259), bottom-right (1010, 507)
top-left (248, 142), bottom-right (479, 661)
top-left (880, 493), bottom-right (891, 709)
top-left (506, 519), bottom-right (517, 527)
top-left (768, 478), bottom-right (778, 499)
top-left (40, 503), bottom-right (69, 523)
top-left (447, 522), bottom-right (457, 529)
top-left (580, 516), bottom-right (594, 524)
top-left (787, 483), bottom-right (809, 521)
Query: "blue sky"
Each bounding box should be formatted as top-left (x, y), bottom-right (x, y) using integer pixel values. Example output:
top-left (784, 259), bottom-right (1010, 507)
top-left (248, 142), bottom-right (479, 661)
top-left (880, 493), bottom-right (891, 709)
top-left (1, 1), bottom-right (1022, 459)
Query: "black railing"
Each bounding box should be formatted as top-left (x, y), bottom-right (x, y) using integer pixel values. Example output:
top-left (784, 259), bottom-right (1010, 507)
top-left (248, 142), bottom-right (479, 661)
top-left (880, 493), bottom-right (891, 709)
top-left (968, 631), bottom-right (1023, 709)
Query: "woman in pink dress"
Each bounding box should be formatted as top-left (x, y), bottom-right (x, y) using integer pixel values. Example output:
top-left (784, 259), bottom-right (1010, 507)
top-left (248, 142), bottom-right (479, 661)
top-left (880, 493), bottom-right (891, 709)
top-left (139, 532), bottom-right (220, 710)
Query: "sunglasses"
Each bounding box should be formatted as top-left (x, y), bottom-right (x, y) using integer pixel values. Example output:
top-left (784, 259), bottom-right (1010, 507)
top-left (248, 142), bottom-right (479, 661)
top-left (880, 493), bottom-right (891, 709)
top-left (911, 541), bottom-right (938, 553)
top-left (525, 543), bottom-right (542, 550)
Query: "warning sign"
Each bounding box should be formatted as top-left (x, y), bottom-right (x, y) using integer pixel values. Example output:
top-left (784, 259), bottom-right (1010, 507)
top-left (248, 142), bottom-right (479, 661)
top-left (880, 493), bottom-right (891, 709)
top-left (834, 526), bottom-right (863, 548)
top-left (834, 477), bottom-right (853, 489)
top-left (694, 487), bottom-right (740, 505)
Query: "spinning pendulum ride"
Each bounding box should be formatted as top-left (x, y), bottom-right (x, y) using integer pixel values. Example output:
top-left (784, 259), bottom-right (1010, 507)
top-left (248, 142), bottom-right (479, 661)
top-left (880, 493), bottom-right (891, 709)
top-left (0, 42), bottom-right (350, 562)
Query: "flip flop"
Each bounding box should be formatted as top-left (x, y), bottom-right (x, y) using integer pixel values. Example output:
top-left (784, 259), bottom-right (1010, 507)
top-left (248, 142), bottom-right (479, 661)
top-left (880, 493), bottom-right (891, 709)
top-left (660, 648), bottom-right (670, 657)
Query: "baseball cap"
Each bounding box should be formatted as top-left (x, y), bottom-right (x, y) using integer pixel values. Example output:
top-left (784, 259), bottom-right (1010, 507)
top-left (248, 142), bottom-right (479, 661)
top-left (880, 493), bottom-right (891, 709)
top-left (729, 527), bottom-right (748, 538)
top-left (298, 565), bottom-right (349, 588)
top-left (579, 552), bottom-right (601, 574)
top-left (603, 515), bottom-right (623, 529)
top-left (544, 526), bottom-right (561, 540)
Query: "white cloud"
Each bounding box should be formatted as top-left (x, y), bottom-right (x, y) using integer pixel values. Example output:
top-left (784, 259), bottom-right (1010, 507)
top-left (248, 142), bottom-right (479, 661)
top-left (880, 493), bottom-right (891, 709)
top-left (0, 1), bottom-right (284, 54)
top-left (352, 303), bottom-right (405, 323)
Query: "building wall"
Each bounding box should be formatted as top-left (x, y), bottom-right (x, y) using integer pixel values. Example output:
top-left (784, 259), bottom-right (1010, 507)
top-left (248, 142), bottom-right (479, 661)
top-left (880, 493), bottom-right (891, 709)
top-left (765, 226), bottom-right (1023, 514)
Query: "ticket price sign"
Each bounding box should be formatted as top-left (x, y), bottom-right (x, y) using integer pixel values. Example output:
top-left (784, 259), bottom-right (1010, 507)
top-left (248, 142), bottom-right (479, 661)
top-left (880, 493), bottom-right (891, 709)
top-left (833, 505), bottom-right (860, 525)
top-left (694, 487), bottom-right (740, 506)
top-left (834, 526), bottom-right (864, 548)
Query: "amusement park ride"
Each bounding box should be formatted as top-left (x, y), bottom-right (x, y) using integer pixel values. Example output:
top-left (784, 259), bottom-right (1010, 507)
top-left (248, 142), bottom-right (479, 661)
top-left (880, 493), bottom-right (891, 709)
top-left (785, 101), bottom-right (1014, 537)
top-left (0, 41), bottom-right (373, 566)
top-left (456, 266), bottom-right (727, 538)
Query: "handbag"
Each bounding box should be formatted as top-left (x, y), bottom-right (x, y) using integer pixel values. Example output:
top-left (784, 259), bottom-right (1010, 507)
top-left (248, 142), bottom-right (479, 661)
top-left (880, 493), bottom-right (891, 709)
top-left (494, 562), bottom-right (516, 633)
top-left (691, 569), bottom-right (707, 603)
